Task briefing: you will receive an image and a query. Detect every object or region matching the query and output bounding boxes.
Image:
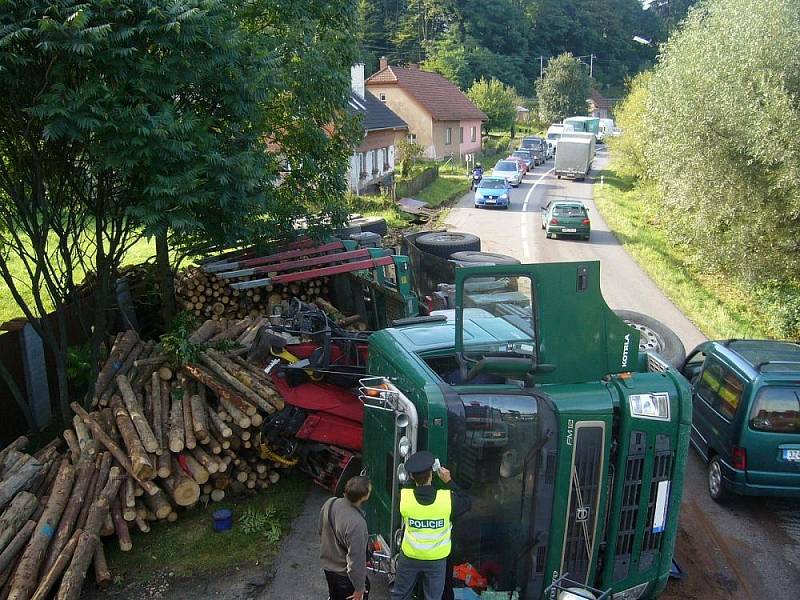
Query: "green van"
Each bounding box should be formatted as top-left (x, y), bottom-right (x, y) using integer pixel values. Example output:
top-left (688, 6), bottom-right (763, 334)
top-left (681, 340), bottom-right (800, 502)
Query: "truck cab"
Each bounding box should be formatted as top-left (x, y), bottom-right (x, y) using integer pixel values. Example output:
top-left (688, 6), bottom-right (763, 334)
top-left (360, 262), bottom-right (691, 599)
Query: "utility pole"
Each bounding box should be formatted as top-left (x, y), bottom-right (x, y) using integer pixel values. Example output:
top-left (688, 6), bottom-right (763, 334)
top-left (539, 56), bottom-right (544, 79)
top-left (590, 53), bottom-right (595, 78)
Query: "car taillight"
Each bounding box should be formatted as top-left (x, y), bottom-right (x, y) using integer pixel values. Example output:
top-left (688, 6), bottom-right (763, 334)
top-left (732, 446), bottom-right (747, 470)
top-left (582, 218), bottom-right (590, 225)
top-left (550, 218), bottom-right (558, 225)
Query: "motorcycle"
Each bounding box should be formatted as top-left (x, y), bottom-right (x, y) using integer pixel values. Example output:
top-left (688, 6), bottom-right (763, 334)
top-left (470, 168), bottom-right (483, 191)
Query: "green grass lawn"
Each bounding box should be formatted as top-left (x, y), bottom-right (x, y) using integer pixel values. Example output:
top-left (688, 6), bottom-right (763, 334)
top-left (103, 471), bottom-right (308, 584)
top-left (0, 235), bottom-right (156, 325)
top-left (593, 168), bottom-right (777, 339)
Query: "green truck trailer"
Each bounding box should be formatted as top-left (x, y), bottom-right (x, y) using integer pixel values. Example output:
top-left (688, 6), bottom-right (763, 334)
top-left (358, 261), bottom-right (691, 600)
top-left (563, 117), bottom-right (600, 137)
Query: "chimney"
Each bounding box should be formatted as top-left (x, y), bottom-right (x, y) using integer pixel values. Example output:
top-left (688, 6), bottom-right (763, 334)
top-left (379, 56), bottom-right (388, 71)
top-left (351, 63), bottom-right (365, 99)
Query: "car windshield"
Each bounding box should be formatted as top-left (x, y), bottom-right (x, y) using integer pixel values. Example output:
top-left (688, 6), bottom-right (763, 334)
top-left (547, 132), bottom-right (561, 140)
top-left (479, 178), bottom-right (506, 189)
top-left (750, 387), bottom-right (800, 433)
top-left (495, 161), bottom-right (516, 172)
top-left (513, 152), bottom-right (530, 159)
top-left (553, 204), bottom-right (587, 217)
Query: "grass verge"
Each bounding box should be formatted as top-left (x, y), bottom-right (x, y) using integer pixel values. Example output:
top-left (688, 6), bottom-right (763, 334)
top-left (415, 174), bottom-right (472, 208)
top-left (593, 168), bottom-right (776, 339)
top-left (103, 471), bottom-right (308, 583)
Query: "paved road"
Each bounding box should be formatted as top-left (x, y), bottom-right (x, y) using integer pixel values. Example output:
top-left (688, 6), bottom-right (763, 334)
top-left (445, 147), bottom-right (800, 600)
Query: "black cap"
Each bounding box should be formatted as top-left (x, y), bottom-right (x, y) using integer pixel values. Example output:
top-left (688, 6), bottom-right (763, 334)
top-left (404, 451), bottom-right (435, 475)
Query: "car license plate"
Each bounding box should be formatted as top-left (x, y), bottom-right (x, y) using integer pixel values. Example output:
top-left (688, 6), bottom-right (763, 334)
top-left (563, 228), bottom-right (577, 233)
top-left (486, 199), bottom-right (496, 204)
top-left (783, 449), bottom-right (800, 461)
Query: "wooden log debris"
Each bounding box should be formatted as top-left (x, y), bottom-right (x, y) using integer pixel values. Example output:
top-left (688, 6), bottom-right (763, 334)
top-left (110, 395), bottom-right (154, 481)
top-left (92, 330), bottom-right (139, 406)
top-left (116, 375), bottom-right (158, 454)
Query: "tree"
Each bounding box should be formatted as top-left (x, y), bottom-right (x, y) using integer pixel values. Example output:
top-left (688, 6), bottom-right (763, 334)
top-left (535, 53), bottom-right (592, 123)
top-left (422, 29), bottom-right (470, 88)
top-left (468, 78), bottom-right (517, 133)
top-left (607, 71), bottom-right (653, 179)
top-left (616, 0), bottom-right (800, 335)
top-left (0, 0), bottom-right (359, 424)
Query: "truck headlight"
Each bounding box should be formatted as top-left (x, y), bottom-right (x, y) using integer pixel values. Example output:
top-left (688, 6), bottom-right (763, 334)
top-left (628, 392), bottom-right (670, 421)
top-left (559, 589), bottom-right (596, 600)
top-left (612, 582), bottom-right (649, 600)
top-left (398, 436), bottom-right (411, 457)
top-left (397, 462), bottom-right (408, 483)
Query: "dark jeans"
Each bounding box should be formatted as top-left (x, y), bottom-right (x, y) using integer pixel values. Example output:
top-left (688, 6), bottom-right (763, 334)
top-left (390, 554), bottom-right (447, 600)
top-left (324, 570), bottom-right (370, 600)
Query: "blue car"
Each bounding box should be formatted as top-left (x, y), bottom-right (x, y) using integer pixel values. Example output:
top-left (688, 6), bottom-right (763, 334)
top-left (474, 176), bottom-right (511, 209)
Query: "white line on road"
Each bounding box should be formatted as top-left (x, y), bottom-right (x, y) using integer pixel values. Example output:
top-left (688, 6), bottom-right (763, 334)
top-left (522, 167), bottom-right (554, 211)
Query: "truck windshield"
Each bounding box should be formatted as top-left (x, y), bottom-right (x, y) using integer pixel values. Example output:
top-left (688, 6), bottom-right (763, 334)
top-left (447, 393), bottom-right (554, 596)
top-left (461, 274), bottom-right (535, 358)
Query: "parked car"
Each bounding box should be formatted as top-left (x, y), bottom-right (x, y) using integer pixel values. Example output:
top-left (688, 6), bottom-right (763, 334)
top-left (511, 149), bottom-right (535, 171)
top-left (680, 339), bottom-right (800, 502)
top-left (540, 199), bottom-right (591, 240)
top-left (519, 137), bottom-right (547, 164)
top-left (473, 176), bottom-right (512, 209)
top-left (505, 155), bottom-right (528, 175)
top-left (492, 159), bottom-right (523, 187)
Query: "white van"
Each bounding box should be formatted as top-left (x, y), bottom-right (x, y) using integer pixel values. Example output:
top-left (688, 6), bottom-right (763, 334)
top-left (546, 124), bottom-right (571, 154)
top-left (598, 118), bottom-right (615, 141)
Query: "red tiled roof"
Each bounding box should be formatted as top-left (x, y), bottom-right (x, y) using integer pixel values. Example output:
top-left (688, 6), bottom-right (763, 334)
top-left (590, 89), bottom-right (612, 109)
top-left (366, 66), bottom-right (487, 122)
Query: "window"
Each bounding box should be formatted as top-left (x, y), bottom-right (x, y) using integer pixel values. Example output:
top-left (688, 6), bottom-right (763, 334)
top-left (459, 127), bottom-right (464, 144)
top-left (358, 153), bottom-right (367, 177)
top-left (697, 359), bottom-right (744, 420)
top-left (407, 133), bottom-right (417, 143)
top-left (445, 127), bottom-right (452, 145)
top-left (371, 149), bottom-right (378, 174)
top-left (750, 387), bottom-right (800, 433)
top-left (471, 126), bottom-right (477, 142)
top-left (379, 92), bottom-right (386, 102)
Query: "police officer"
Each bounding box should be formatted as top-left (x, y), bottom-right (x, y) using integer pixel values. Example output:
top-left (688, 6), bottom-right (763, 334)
top-left (391, 451), bottom-right (471, 600)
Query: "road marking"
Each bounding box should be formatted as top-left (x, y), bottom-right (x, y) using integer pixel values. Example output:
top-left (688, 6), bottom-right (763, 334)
top-left (522, 168), bottom-right (554, 211)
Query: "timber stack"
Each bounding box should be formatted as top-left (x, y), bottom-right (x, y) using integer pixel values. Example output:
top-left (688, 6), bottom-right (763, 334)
top-left (174, 266), bottom-right (330, 321)
top-left (0, 317), bottom-right (294, 600)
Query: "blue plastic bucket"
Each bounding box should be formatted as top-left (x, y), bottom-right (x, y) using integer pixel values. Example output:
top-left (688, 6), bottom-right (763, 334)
top-left (212, 508), bottom-right (233, 532)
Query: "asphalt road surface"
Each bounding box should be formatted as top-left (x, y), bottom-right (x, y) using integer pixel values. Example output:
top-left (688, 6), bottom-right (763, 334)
top-left (444, 147), bottom-right (800, 600)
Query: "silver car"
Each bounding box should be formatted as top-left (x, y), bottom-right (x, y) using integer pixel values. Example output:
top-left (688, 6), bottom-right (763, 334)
top-left (492, 159), bottom-right (523, 187)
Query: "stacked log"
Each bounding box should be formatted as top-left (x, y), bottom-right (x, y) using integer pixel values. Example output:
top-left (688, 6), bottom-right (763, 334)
top-left (174, 267), bottom-right (330, 321)
top-left (0, 316), bottom-right (296, 599)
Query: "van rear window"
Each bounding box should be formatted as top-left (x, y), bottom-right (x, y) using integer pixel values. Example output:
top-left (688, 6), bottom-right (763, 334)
top-left (750, 387), bottom-right (800, 433)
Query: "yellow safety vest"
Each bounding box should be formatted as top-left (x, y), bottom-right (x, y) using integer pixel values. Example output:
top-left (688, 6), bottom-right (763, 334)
top-left (399, 488), bottom-right (452, 560)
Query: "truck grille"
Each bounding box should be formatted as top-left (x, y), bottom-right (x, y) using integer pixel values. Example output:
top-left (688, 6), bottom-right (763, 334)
top-left (613, 432), bottom-right (674, 581)
top-left (639, 435), bottom-right (672, 571)
top-left (613, 431), bottom-right (647, 581)
top-left (562, 424), bottom-right (605, 584)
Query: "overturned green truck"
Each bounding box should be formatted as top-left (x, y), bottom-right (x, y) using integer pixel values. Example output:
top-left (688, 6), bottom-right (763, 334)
top-left (358, 261), bottom-right (691, 599)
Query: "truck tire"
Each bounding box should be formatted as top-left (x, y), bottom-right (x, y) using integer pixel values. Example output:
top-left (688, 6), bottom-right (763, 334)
top-left (613, 309), bottom-right (686, 368)
top-left (450, 251), bottom-right (520, 266)
top-left (347, 216), bottom-right (387, 236)
top-left (414, 232), bottom-right (481, 259)
top-left (708, 455), bottom-right (731, 504)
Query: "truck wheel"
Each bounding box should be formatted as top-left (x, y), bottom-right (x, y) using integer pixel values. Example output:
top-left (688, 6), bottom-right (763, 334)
top-left (414, 232), bottom-right (481, 259)
top-left (708, 456), bottom-right (731, 503)
top-left (450, 251), bottom-right (520, 266)
top-left (613, 309), bottom-right (686, 368)
top-left (347, 216), bottom-right (387, 236)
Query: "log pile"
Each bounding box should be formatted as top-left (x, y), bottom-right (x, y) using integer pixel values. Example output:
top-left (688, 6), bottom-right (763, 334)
top-left (0, 318), bottom-right (294, 600)
top-left (174, 267), bottom-right (330, 321)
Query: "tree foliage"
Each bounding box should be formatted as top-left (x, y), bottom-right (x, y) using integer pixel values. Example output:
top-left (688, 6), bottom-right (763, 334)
top-left (467, 78), bottom-right (517, 133)
top-left (358, 0), bottom-right (662, 95)
top-left (0, 0), bottom-right (358, 423)
top-left (612, 0), bottom-right (800, 335)
top-left (535, 53), bottom-right (592, 123)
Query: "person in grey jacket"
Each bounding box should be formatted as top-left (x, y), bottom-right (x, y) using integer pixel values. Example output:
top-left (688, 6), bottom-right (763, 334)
top-left (319, 476), bottom-right (372, 600)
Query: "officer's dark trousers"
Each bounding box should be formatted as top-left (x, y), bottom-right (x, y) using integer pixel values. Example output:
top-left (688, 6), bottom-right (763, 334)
top-left (390, 554), bottom-right (447, 600)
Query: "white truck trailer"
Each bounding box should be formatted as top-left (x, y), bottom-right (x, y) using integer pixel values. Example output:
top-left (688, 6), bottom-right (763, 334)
top-left (554, 134), bottom-right (593, 180)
